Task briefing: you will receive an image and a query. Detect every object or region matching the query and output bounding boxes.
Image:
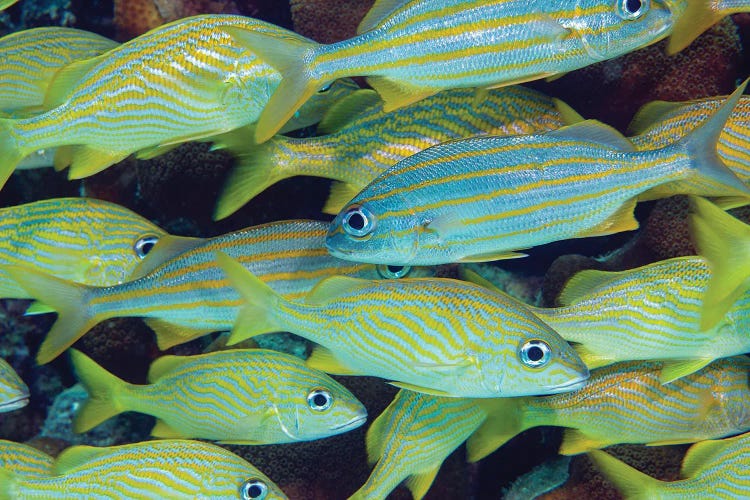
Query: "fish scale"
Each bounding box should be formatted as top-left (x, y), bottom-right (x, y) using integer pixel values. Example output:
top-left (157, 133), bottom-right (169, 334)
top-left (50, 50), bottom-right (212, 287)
top-left (0, 358), bottom-right (28, 413)
top-left (0, 441), bottom-right (53, 477)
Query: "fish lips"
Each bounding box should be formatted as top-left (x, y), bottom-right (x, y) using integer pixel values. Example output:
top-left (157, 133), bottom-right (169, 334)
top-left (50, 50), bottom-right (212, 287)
top-left (0, 393), bottom-right (30, 412)
top-left (543, 375), bottom-right (589, 394)
top-left (330, 413), bottom-right (368, 433)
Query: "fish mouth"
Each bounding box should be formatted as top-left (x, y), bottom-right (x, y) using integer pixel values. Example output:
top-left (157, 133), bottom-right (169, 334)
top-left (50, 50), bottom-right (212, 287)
top-left (0, 394), bottom-right (29, 412)
top-left (330, 414), bottom-right (367, 432)
top-left (545, 377), bottom-right (588, 393)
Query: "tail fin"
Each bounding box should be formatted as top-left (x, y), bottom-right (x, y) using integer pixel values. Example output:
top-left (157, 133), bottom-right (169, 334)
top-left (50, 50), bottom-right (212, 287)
top-left (465, 398), bottom-right (525, 462)
top-left (666, 2), bottom-right (723, 55)
top-left (221, 27), bottom-right (326, 144)
top-left (70, 349), bottom-right (129, 432)
top-left (0, 118), bottom-right (26, 188)
top-left (214, 137), bottom-right (294, 220)
top-left (323, 181), bottom-right (361, 215)
top-left (587, 450), bottom-right (663, 500)
top-left (687, 195), bottom-right (750, 330)
top-left (4, 265), bottom-right (100, 364)
top-left (214, 252), bottom-right (287, 345)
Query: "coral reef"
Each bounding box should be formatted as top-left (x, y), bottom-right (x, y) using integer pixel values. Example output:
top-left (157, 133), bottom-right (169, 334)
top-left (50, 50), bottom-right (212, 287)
top-left (290, 0), bottom-right (373, 43)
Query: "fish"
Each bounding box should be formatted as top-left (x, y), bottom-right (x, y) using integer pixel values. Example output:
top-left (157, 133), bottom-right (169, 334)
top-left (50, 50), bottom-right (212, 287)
top-left (0, 0), bottom-right (17, 10)
top-left (0, 27), bottom-right (118, 116)
top-left (0, 439), bottom-right (287, 499)
top-left (628, 95), bottom-right (750, 182)
top-left (686, 195), bottom-right (750, 331)
top-left (0, 358), bottom-right (29, 413)
top-left (72, 348), bottom-right (367, 444)
top-left (589, 431), bottom-right (750, 499)
top-left (325, 79), bottom-right (750, 266)
top-left (664, 0), bottom-right (750, 54)
top-left (215, 85), bottom-right (569, 219)
top-left (217, 252), bottom-right (589, 398)
top-left (349, 390), bottom-right (485, 500)
top-left (466, 357), bottom-right (750, 462)
top-left (6, 220), bottom-right (432, 364)
top-left (223, 0), bottom-right (674, 143)
top-left (0, 440), bottom-right (53, 477)
top-left (0, 15), bottom-right (357, 189)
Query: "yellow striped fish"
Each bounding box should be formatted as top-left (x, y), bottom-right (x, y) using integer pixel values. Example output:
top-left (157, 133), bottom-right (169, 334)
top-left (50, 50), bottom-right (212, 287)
top-left (225, 0), bottom-right (674, 143)
top-left (0, 27), bottom-right (118, 116)
top-left (216, 85), bottom-right (569, 219)
top-left (72, 348), bottom-right (367, 444)
top-left (687, 196), bottom-right (750, 331)
top-left (217, 252), bottom-right (589, 398)
top-left (664, 0), bottom-right (750, 54)
top-left (0, 358), bottom-right (28, 413)
top-left (466, 357), bottom-right (750, 462)
top-left (0, 0), bottom-right (18, 9)
top-left (0, 14), bottom-right (355, 189)
top-left (629, 95), bottom-right (750, 182)
top-left (326, 80), bottom-right (750, 266)
top-left (350, 390), bottom-right (485, 500)
top-left (0, 440), bottom-right (53, 477)
top-left (0, 439), bottom-right (287, 499)
top-left (7, 220), bottom-right (431, 364)
top-left (590, 431), bottom-right (750, 499)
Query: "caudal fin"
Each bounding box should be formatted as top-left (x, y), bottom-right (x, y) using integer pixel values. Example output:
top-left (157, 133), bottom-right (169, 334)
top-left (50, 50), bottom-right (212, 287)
top-left (0, 118), bottom-right (27, 189)
top-left (687, 195), bottom-right (750, 330)
top-left (465, 398), bottom-right (526, 462)
top-left (214, 252), bottom-right (286, 345)
top-left (221, 27), bottom-right (326, 144)
top-left (588, 450), bottom-right (663, 500)
top-left (5, 265), bottom-right (100, 364)
top-left (666, 1), bottom-right (723, 55)
top-left (70, 349), bottom-right (129, 432)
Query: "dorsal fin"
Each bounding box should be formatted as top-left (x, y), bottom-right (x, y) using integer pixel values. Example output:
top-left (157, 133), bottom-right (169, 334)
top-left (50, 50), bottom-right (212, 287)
top-left (558, 269), bottom-right (621, 306)
top-left (316, 89), bottom-right (382, 135)
top-left (364, 396), bottom-right (397, 464)
top-left (357, 0), bottom-right (411, 34)
top-left (548, 120), bottom-right (635, 151)
top-left (681, 438), bottom-right (734, 477)
top-left (54, 446), bottom-right (109, 474)
top-left (147, 354), bottom-right (195, 383)
top-left (44, 55), bottom-right (107, 109)
top-left (305, 275), bottom-right (369, 304)
top-left (627, 100), bottom-right (685, 136)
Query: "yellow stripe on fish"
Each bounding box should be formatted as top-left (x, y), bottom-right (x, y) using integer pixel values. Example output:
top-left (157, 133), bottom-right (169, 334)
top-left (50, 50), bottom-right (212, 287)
top-left (0, 440), bottom-right (53, 477)
top-left (72, 348), bottom-right (367, 444)
top-left (350, 390), bottom-right (485, 500)
top-left (216, 85), bottom-right (569, 219)
top-left (326, 80), bottom-right (750, 266)
top-left (0, 439), bottom-right (287, 499)
top-left (467, 357), bottom-right (750, 462)
top-left (217, 252), bottom-right (589, 398)
top-left (224, 0), bottom-right (673, 142)
top-left (6, 220), bottom-right (431, 364)
top-left (0, 14), bottom-right (356, 189)
top-left (0, 358), bottom-right (28, 413)
top-left (0, 27), bottom-right (118, 116)
top-left (590, 431), bottom-right (750, 499)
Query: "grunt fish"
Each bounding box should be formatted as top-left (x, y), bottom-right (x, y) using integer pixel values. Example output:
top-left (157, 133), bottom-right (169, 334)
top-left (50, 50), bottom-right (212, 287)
top-left (0, 440), bottom-right (53, 477)
top-left (0, 358), bottom-right (28, 413)
top-left (664, 0), bottom-right (750, 54)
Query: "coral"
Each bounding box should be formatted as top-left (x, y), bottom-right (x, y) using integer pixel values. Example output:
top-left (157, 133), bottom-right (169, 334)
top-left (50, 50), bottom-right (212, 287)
top-left (113, 0), bottom-right (163, 41)
top-left (540, 255), bottom-right (602, 307)
top-left (503, 456), bottom-right (572, 500)
top-left (290, 0), bottom-right (373, 43)
top-left (463, 263), bottom-right (544, 306)
top-left (24, 436), bottom-right (69, 458)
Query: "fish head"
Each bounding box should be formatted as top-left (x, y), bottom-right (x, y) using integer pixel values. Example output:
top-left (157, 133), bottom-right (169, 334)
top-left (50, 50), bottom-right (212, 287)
top-left (0, 359), bottom-right (29, 413)
top-left (233, 468), bottom-right (288, 500)
top-left (566, 0), bottom-right (673, 60)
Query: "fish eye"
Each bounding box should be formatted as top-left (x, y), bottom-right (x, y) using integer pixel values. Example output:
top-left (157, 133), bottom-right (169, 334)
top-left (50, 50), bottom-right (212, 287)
top-left (134, 235), bottom-right (159, 259)
top-left (239, 478), bottom-right (268, 500)
top-left (341, 205), bottom-right (376, 238)
top-left (519, 339), bottom-right (551, 368)
top-left (318, 83), bottom-right (332, 93)
top-left (615, 0), bottom-right (646, 19)
top-left (376, 264), bottom-right (412, 279)
top-left (307, 388), bottom-right (333, 411)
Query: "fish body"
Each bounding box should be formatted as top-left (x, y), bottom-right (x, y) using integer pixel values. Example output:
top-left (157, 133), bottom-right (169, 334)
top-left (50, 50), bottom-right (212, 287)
top-left (8, 220), bottom-right (432, 363)
top-left (664, 0), bottom-right (750, 53)
top-left (0, 27), bottom-right (118, 115)
top-left (0, 441), bottom-right (53, 477)
top-left (0, 439), bottom-right (287, 499)
top-left (216, 85), bottom-right (568, 219)
top-left (226, 0), bottom-right (674, 142)
top-left (0, 14), bottom-right (355, 187)
top-left (530, 257), bottom-right (750, 382)
top-left (326, 83), bottom-right (750, 265)
top-left (467, 357), bottom-right (750, 461)
top-left (0, 358), bottom-right (28, 413)
top-left (590, 431), bottom-right (750, 499)
top-left (72, 348), bottom-right (367, 444)
top-left (350, 390), bottom-right (485, 500)
top-left (218, 253), bottom-right (589, 398)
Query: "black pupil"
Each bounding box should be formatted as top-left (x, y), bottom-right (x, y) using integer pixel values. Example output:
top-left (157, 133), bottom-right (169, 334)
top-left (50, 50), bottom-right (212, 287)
top-left (625, 0), bottom-right (641, 13)
top-left (139, 241), bottom-right (154, 255)
top-left (387, 265), bottom-right (403, 274)
top-left (248, 484), bottom-right (263, 498)
top-left (347, 212), bottom-right (366, 230)
top-left (313, 393), bottom-right (328, 407)
top-left (527, 345), bottom-right (544, 362)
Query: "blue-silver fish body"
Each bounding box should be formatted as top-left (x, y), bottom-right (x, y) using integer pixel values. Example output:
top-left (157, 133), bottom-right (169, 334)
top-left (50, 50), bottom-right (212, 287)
top-left (0, 358), bottom-right (28, 413)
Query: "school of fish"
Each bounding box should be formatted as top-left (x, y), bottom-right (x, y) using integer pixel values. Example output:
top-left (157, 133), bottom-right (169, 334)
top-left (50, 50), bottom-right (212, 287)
top-left (1, 0), bottom-right (750, 498)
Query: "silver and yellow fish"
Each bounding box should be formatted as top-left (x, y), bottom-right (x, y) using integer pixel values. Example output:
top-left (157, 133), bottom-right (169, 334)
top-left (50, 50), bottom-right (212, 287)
top-left (326, 81), bottom-right (750, 266)
top-left (217, 252), bottom-right (589, 398)
top-left (0, 440), bottom-right (53, 478)
top-left (350, 390), bottom-right (485, 500)
top-left (664, 0), bottom-right (750, 54)
top-left (467, 357), bottom-right (750, 462)
top-left (0, 14), bottom-right (356, 188)
top-left (7, 220), bottom-right (431, 364)
top-left (0, 439), bottom-right (287, 499)
top-left (224, 0), bottom-right (673, 142)
top-left (0, 358), bottom-right (28, 413)
top-left (72, 348), bottom-right (367, 444)
top-left (0, 27), bottom-right (118, 116)
top-left (590, 431), bottom-right (750, 499)
top-left (216, 85), bottom-right (569, 219)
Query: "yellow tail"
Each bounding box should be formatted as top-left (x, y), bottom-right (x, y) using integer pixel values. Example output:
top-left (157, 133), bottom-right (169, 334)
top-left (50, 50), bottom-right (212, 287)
top-left (0, 118), bottom-right (27, 189)
top-left (588, 450), bottom-right (663, 500)
top-left (70, 349), bottom-right (129, 432)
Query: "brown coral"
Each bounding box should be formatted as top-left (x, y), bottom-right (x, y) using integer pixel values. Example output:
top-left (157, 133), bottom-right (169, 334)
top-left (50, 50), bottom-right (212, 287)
top-left (291, 0), bottom-right (374, 43)
top-left (113, 0), bottom-right (164, 41)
